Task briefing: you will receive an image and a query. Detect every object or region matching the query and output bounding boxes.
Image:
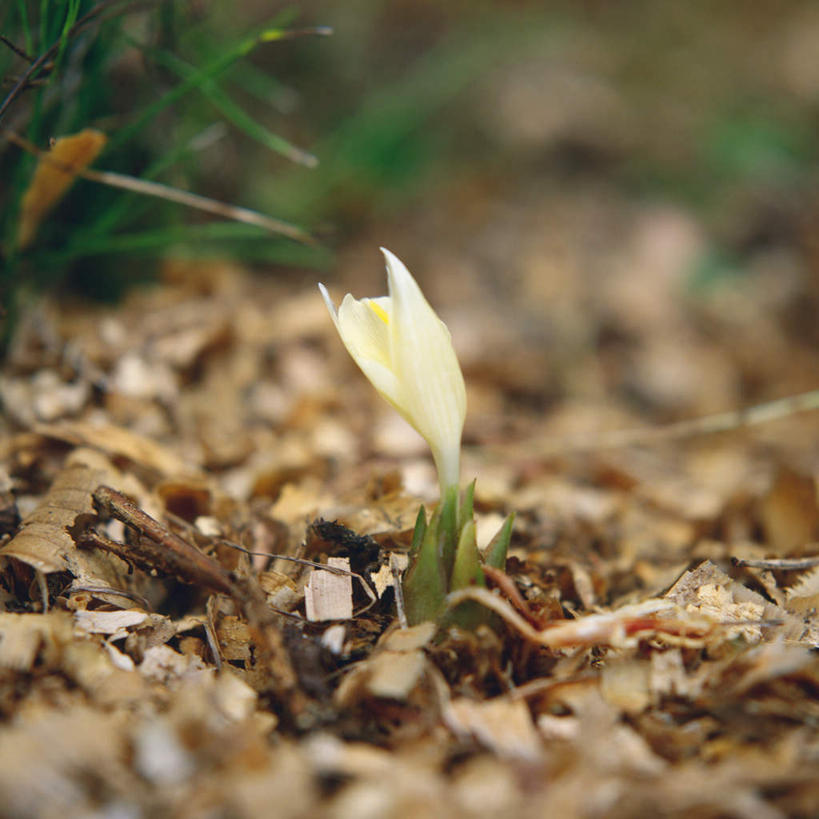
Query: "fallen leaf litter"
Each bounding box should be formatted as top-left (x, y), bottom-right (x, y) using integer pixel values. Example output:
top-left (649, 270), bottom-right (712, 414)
top-left (1, 253), bottom-right (819, 818)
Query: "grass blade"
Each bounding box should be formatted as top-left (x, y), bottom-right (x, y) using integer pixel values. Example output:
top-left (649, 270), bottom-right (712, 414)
top-left (105, 14), bottom-right (297, 155)
top-left (130, 39), bottom-right (317, 167)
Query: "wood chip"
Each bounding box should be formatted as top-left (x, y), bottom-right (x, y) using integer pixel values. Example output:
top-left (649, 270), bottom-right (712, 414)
top-left (666, 560), bottom-right (806, 643)
top-left (0, 612), bottom-right (68, 671)
top-left (600, 659), bottom-right (652, 714)
top-left (74, 609), bottom-right (149, 635)
top-left (304, 556), bottom-right (353, 621)
top-left (443, 697), bottom-right (542, 761)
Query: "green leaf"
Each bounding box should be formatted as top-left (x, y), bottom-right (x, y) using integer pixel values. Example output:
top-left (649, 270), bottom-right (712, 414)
top-left (484, 513), bottom-right (514, 570)
top-left (449, 519), bottom-right (483, 592)
top-left (402, 505), bottom-right (446, 626)
top-left (458, 479), bottom-right (475, 533)
top-left (409, 504), bottom-right (427, 558)
top-left (438, 485), bottom-right (458, 584)
top-left (443, 518), bottom-right (491, 631)
top-left (226, 60), bottom-right (298, 112)
top-left (78, 123), bottom-right (232, 240)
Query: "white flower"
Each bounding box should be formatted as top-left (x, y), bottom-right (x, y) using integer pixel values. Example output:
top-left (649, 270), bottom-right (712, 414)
top-left (320, 248), bottom-right (466, 492)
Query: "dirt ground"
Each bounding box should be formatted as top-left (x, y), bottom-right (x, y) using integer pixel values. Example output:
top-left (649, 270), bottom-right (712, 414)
top-left (3, 174), bottom-right (819, 817)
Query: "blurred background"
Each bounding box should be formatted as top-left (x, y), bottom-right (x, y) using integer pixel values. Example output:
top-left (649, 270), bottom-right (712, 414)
top-left (2, 0), bottom-right (819, 434)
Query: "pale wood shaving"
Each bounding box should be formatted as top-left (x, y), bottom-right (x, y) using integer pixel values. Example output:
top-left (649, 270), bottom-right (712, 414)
top-left (304, 556), bottom-right (353, 622)
top-left (443, 697), bottom-right (542, 761)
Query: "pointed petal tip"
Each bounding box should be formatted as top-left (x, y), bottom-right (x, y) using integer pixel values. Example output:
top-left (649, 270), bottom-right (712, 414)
top-left (319, 283), bottom-right (343, 333)
top-left (318, 282), bottom-right (337, 317)
top-left (379, 246), bottom-right (403, 271)
top-left (380, 248), bottom-right (417, 299)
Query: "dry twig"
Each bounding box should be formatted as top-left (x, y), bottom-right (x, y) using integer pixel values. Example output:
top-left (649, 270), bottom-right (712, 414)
top-left (510, 389), bottom-right (819, 456)
top-left (5, 131), bottom-right (314, 244)
top-left (732, 555), bottom-right (819, 571)
top-left (87, 485), bottom-right (235, 594)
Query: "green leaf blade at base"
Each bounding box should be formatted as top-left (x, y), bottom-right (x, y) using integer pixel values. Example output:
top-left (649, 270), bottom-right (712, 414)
top-left (402, 504), bottom-right (446, 626)
top-left (450, 519), bottom-right (483, 592)
top-left (438, 484), bottom-right (459, 585)
top-left (484, 513), bottom-right (514, 571)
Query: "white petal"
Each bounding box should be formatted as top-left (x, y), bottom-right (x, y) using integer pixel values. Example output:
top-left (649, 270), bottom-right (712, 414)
top-left (321, 252), bottom-right (467, 493)
top-left (381, 248), bottom-right (466, 485)
top-left (336, 294), bottom-right (392, 370)
top-left (354, 359), bottom-right (404, 413)
top-left (321, 283), bottom-right (403, 405)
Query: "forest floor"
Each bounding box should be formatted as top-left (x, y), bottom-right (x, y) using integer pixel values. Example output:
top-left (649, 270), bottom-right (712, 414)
top-left (2, 175), bottom-right (819, 818)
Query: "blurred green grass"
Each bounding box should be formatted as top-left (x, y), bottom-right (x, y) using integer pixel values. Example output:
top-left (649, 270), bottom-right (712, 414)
top-left (0, 1), bottom-right (329, 326)
top-left (2, 0), bottom-right (817, 329)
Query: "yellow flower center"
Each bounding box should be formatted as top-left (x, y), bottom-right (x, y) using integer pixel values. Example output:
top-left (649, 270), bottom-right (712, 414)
top-left (367, 300), bottom-right (390, 324)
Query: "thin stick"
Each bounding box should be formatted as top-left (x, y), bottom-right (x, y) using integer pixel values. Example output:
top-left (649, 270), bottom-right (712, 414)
top-left (520, 389), bottom-right (819, 456)
top-left (0, 35), bottom-right (37, 63)
top-left (205, 597), bottom-right (223, 670)
top-left (67, 584), bottom-right (152, 610)
top-left (90, 485), bottom-right (235, 594)
top-left (5, 131), bottom-right (314, 244)
top-left (732, 555), bottom-right (819, 571)
top-left (391, 553), bottom-right (408, 629)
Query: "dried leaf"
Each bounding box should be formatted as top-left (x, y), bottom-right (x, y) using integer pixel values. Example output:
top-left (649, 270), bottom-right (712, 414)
top-left (0, 707), bottom-right (129, 818)
top-left (139, 644), bottom-right (208, 682)
top-left (0, 455), bottom-right (127, 592)
top-left (34, 420), bottom-right (195, 478)
top-left (649, 648), bottom-right (690, 699)
top-left (258, 570), bottom-right (303, 611)
top-left (215, 615), bottom-right (253, 661)
top-left (61, 639), bottom-right (145, 705)
top-left (17, 129), bottom-right (107, 249)
top-left (381, 621), bottom-right (436, 651)
top-left (728, 641), bottom-right (815, 695)
top-left (369, 552), bottom-right (408, 598)
top-left (321, 623), bottom-right (346, 654)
